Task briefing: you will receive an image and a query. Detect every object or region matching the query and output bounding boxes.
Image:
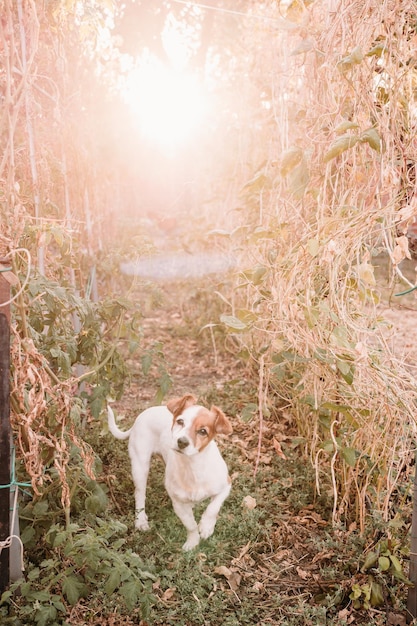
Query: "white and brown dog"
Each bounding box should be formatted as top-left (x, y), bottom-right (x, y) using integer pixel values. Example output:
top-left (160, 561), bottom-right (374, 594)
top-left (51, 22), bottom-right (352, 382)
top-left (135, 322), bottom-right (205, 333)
top-left (107, 394), bottom-right (233, 551)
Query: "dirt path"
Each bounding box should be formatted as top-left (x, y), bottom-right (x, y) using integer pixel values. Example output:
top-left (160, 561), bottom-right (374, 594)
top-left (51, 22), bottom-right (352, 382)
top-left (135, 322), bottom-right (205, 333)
top-left (115, 283), bottom-right (243, 418)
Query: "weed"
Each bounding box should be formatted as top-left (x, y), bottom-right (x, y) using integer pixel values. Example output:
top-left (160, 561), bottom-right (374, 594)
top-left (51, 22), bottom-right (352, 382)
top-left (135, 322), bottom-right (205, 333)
top-left (1, 519), bottom-right (156, 625)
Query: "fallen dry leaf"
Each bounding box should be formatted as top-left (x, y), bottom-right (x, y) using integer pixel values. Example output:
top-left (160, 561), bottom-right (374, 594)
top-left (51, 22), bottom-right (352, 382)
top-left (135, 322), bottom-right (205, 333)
top-left (337, 608), bottom-right (355, 623)
top-left (214, 565), bottom-right (232, 578)
top-left (214, 565), bottom-right (242, 592)
top-left (273, 437), bottom-right (287, 459)
top-left (242, 495), bottom-right (257, 510)
top-left (161, 587), bottom-right (176, 602)
top-left (296, 566), bottom-right (310, 580)
top-left (312, 550), bottom-right (335, 564)
top-left (387, 613), bottom-right (406, 626)
top-left (227, 572), bottom-right (242, 592)
top-left (392, 235), bottom-right (411, 264)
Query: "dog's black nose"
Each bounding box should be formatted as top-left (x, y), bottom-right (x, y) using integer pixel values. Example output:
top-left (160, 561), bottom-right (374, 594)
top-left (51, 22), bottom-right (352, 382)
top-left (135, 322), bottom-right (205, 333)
top-left (177, 437), bottom-right (189, 450)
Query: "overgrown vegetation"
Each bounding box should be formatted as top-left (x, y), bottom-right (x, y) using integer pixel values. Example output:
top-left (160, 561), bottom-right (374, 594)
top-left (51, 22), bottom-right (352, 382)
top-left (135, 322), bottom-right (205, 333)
top-left (1, 0), bottom-right (417, 624)
top-left (216, 0), bottom-right (417, 530)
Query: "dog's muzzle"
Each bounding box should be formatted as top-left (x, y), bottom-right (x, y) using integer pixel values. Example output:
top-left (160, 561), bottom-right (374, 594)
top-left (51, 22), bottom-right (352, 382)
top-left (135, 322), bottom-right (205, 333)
top-left (177, 437), bottom-right (190, 451)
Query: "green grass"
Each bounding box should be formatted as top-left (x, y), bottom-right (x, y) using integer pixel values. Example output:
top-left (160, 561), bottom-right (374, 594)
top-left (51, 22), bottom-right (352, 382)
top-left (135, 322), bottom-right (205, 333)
top-left (1, 408), bottom-right (412, 625)
top-left (93, 422), bottom-right (407, 626)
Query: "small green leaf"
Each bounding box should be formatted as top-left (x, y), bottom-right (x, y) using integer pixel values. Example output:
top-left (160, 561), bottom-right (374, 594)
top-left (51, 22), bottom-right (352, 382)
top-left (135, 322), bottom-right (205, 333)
top-left (51, 595), bottom-right (67, 613)
top-left (321, 440), bottom-right (334, 454)
top-left (350, 583), bottom-right (363, 600)
top-left (334, 121), bottom-right (359, 134)
top-left (366, 42), bottom-right (386, 57)
top-left (28, 567), bottom-right (41, 581)
top-left (141, 353), bottom-right (152, 376)
top-left (85, 493), bottom-right (107, 515)
top-left (33, 500), bottom-right (49, 516)
top-left (360, 127), bottom-right (381, 152)
top-left (32, 590), bottom-right (52, 602)
top-left (21, 525), bottom-right (36, 545)
top-left (280, 146), bottom-right (303, 176)
top-left (35, 604), bottom-right (57, 626)
top-left (337, 361), bottom-right (354, 385)
top-left (120, 580), bottom-right (140, 611)
top-left (361, 551), bottom-right (378, 572)
top-left (337, 46), bottom-right (364, 72)
top-left (52, 530), bottom-right (69, 547)
top-left (62, 575), bottom-right (88, 605)
top-left (288, 159), bottom-right (309, 198)
top-left (242, 172), bottom-right (269, 193)
top-left (341, 446), bottom-right (357, 467)
top-left (240, 403), bottom-right (258, 423)
top-left (240, 266), bottom-right (268, 286)
top-left (1, 590), bottom-right (13, 604)
top-left (378, 556), bottom-right (391, 571)
top-left (370, 579), bottom-right (384, 607)
top-left (390, 554), bottom-right (402, 572)
top-left (358, 262), bottom-right (376, 286)
top-left (290, 39), bottom-right (314, 56)
top-left (220, 314), bottom-right (247, 332)
top-left (105, 569), bottom-right (121, 595)
top-left (324, 135), bottom-right (359, 162)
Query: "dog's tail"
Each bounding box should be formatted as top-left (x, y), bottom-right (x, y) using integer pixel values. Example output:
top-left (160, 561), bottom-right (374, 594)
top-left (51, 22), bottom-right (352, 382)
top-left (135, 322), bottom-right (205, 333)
top-left (107, 405), bottom-right (132, 440)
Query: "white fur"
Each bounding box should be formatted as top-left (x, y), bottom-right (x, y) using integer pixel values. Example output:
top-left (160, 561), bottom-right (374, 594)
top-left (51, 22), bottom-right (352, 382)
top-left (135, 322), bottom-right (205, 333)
top-left (107, 395), bottom-right (232, 551)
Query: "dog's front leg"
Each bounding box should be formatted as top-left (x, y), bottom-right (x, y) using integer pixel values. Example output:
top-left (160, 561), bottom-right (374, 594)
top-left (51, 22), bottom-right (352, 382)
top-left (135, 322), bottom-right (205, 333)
top-left (199, 483), bottom-right (231, 540)
top-left (171, 500), bottom-right (200, 551)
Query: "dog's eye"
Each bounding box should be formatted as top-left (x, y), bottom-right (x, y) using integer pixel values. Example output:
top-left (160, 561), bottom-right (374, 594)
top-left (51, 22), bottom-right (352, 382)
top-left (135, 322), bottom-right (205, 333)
top-left (176, 418), bottom-right (184, 426)
top-left (198, 428), bottom-right (208, 437)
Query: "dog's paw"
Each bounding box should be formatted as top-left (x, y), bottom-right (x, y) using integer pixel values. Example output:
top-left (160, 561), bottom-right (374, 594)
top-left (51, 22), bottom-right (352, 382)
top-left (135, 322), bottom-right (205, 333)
top-left (198, 517), bottom-right (216, 539)
top-left (182, 530), bottom-right (200, 551)
top-left (135, 512), bottom-right (150, 531)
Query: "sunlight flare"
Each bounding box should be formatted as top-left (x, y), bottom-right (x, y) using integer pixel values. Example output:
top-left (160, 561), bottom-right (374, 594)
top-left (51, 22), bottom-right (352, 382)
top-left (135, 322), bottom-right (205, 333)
top-left (123, 56), bottom-right (207, 154)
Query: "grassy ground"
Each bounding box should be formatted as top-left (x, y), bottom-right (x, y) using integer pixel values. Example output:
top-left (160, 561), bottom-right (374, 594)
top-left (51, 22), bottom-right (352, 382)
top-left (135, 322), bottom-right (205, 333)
top-left (2, 276), bottom-right (414, 625)
top-left (82, 409), bottom-right (409, 625)
top-left (76, 279), bottom-right (412, 625)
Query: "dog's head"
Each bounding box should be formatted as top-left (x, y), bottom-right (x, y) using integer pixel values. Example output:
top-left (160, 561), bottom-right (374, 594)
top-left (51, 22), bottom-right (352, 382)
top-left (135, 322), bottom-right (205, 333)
top-left (166, 394), bottom-right (233, 456)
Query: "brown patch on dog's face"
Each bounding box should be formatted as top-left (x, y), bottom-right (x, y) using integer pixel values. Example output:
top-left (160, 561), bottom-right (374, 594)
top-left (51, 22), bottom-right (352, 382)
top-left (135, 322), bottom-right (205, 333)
top-left (167, 394), bottom-right (196, 419)
top-left (190, 408), bottom-right (216, 452)
top-left (169, 402), bottom-right (233, 455)
top-left (189, 407), bottom-right (233, 452)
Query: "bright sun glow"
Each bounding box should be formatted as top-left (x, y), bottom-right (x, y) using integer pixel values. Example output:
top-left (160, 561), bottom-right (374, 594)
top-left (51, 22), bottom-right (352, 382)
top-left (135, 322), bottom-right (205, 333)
top-left (126, 59), bottom-right (205, 153)
top-left (120, 16), bottom-right (210, 155)
top-left (123, 54), bottom-right (207, 155)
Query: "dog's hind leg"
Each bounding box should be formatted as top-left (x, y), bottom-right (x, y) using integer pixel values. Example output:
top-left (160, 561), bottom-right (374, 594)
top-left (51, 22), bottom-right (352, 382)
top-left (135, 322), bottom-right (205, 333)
top-left (129, 445), bottom-right (152, 531)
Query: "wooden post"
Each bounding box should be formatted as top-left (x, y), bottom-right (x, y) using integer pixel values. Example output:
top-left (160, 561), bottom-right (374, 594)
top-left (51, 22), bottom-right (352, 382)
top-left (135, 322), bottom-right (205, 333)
top-left (407, 453), bottom-right (417, 622)
top-left (0, 271), bottom-right (10, 593)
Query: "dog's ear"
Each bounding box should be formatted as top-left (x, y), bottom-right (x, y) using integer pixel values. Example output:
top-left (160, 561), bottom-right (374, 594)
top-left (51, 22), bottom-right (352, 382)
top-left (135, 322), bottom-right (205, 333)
top-left (211, 406), bottom-right (233, 436)
top-left (167, 394), bottom-right (197, 417)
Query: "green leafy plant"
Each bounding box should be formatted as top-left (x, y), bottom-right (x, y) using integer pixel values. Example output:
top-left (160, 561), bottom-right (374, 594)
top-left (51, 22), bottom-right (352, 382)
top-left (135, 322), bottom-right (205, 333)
top-left (1, 520), bottom-right (156, 625)
top-left (349, 536), bottom-right (412, 610)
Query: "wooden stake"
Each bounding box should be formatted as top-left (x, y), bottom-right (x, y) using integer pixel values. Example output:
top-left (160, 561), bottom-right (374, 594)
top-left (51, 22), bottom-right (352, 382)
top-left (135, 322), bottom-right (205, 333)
top-left (407, 453), bottom-right (417, 622)
top-left (0, 273), bottom-right (10, 593)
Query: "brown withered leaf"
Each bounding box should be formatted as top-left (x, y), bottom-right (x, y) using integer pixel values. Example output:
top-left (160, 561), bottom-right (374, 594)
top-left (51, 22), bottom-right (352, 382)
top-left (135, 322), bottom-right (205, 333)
top-left (214, 565), bottom-right (242, 592)
top-left (161, 587), bottom-right (176, 602)
top-left (273, 437), bottom-right (287, 460)
top-left (242, 495), bottom-right (257, 510)
top-left (296, 566), bottom-right (310, 580)
top-left (387, 613), bottom-right (406, 626)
